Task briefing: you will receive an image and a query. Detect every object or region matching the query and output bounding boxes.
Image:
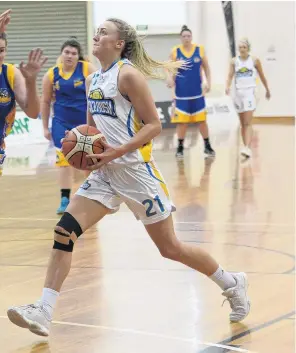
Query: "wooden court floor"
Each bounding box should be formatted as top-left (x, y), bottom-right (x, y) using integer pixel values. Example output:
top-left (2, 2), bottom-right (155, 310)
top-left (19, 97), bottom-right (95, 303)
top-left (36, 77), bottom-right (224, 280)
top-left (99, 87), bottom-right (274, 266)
top-left (0, 123), bottom-right (294, 353)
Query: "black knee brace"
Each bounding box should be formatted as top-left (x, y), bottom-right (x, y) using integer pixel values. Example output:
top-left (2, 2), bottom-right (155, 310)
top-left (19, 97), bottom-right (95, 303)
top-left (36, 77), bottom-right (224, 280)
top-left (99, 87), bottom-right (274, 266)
top-left (53, 212), bottom-right (83, 252)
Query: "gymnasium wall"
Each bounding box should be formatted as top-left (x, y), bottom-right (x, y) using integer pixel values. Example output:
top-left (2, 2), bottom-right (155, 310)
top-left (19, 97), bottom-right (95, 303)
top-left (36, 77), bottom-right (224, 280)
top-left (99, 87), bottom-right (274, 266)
top-left (187, 1), bottom-right (230, 96)
top-left (233, 1), bottom-right (295, 117)
top-left (92, 1), bottom-right (295, 118)
top-left (92, 1), bottom-right (183, 104)
top-left (183, 1), bottom-right (295, 118)
top-left (0, 1), bottom-right (88, 95)
top-left (92, 1), bottom-right (186, 28)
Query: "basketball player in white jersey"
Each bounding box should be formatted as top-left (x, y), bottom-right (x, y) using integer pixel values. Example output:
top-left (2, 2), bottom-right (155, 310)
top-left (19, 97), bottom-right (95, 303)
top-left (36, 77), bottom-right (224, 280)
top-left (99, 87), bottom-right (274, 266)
top-left (225, 38), bottom-right (271, 158)
top-left (7, 18), bottom-right (250, 336)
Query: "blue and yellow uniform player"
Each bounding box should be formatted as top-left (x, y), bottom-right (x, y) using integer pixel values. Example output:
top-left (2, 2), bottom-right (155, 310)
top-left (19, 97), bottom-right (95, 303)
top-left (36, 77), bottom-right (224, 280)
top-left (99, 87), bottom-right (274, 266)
top-left (167, 25), bottom-right (215, 158)
top-left (0, 59), bottom-right (15, 175)
top-left (42, 37), bottom-right (97, 214)
top-left (0, 30), bottom-right (47, 175)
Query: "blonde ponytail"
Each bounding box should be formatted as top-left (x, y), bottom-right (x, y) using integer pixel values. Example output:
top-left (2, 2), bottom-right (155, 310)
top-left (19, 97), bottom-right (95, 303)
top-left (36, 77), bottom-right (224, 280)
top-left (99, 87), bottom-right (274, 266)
top-left (107, 18), bottom-right (186, 79)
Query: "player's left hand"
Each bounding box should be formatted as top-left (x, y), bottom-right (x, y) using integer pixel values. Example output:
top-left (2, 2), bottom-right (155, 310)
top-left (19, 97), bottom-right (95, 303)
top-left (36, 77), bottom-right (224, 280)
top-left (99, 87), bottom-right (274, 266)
top-left (86, 140), bottom-right (123, 170)
top-left (19, 48), bottom-right (48, 81)
top-left (266, 90), bottom-right (271, 100)
top-left (202, 83), bottom-right (210, 95)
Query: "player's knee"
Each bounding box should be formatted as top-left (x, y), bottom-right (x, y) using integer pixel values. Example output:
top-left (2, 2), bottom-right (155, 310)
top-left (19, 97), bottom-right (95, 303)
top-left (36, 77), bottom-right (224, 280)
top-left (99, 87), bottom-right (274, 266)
top-left (241, 121), bottom-right (251, 127)
top-left (158, 240), bottom-right (183, 261)
top-left (53, 212), bottom-right (83, 252)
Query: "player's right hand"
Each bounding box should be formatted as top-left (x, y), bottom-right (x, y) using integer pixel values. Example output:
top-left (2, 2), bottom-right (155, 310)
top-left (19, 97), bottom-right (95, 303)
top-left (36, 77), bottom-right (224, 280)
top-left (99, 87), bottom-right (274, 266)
top-left (20, 48), bottom-right (48, 81)
top-left (60, 130), bottom-right (69, 145)
top-left (225, 87), bottom-right (230, 95)
top-left (166, 78), bottom-right (175, 88)
top-left (44, 128), bottom-right (52, 141)
top-left (0, 9), bottom-right (11, 33)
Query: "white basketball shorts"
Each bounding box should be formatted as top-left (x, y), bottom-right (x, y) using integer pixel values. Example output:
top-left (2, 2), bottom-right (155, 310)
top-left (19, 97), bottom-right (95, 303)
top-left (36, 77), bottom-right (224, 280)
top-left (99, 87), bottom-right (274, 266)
top-left (76, 161), bottom-right (176, 225)
top-left (234, 88), bottom-right (256, 113)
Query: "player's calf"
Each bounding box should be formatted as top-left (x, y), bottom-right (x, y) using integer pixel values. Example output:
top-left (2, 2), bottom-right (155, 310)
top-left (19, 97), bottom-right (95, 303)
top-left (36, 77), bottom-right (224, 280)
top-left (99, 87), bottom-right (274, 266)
top-left (7, 212), bottom-right (84, 337)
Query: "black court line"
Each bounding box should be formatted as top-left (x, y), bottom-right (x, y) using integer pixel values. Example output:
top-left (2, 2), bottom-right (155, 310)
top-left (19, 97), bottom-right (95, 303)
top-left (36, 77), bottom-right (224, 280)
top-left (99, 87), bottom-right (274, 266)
top-left (198, 310), bottom-right (295, 353)
top-left (218, 311), bottom-right (295, 347)
top-left (218, 310), bottom-right (295, 344)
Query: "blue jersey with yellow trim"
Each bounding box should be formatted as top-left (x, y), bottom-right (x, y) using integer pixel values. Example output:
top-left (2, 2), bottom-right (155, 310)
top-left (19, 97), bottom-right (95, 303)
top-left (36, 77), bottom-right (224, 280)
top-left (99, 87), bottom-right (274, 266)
top-left (48, 61), bottom-right (88, 125)
top-left (172, 44), bottom-right (204, 99)
top-left (0, 63), bottom-right (16, 150)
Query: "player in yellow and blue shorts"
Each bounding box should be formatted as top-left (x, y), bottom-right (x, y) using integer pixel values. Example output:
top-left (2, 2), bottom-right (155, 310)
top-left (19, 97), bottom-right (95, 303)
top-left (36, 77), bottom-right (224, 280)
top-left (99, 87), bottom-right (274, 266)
top-left (167, 25), bottom-right (215, 158)
top-left (41, 37), bottom-right (96, 214)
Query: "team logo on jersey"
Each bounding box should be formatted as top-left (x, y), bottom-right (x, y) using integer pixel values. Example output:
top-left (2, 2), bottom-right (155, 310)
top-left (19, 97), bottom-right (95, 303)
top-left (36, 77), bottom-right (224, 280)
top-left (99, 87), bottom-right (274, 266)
top-left (89, 88), bottom-right (104, 100)
top-left (236, 67), bottom-right (253, 77)
top-left (0, 89), bottom-right (11, 105)
top-left (74, 80), bottom-right (83, 88)
top-left (54, 81), bottom-right (60, 91)
top-left (194, 57), bottom-right (201, 63)
top-left (88, 88), bottom-right (117, 119)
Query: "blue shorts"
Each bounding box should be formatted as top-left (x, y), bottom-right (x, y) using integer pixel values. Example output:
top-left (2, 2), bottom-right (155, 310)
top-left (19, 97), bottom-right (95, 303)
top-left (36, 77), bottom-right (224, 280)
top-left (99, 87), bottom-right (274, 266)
top-left (51, 118), bottom-right (83, 167)
top-left (171, 97), bottom-right (207, 123)
top-left (51, 118), bottom-right (79, 149)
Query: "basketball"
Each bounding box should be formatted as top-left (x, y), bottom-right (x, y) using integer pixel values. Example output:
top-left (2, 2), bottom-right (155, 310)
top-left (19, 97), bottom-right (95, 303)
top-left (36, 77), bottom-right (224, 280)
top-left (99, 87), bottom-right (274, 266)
top-left (61, 124), bottom-right (105, 170)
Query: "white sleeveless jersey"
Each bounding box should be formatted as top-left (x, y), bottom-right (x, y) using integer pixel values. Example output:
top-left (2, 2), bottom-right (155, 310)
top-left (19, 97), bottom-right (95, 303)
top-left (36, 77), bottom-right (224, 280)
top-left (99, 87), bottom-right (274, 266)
top-left (88, 59), bottom-right (153, 165)
top-left (234, 56), bottom-right (257, 89)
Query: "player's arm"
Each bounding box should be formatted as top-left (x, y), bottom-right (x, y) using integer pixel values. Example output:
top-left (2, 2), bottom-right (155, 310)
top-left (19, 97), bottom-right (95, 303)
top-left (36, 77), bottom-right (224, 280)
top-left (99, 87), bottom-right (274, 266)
top-left (225, 58), bottom-right (235, 95)
top-left (14, 48), bottom-right (47, 119)
top-left (85, 73), bottom-right (96, 127)
top-left (255, 57), bottom-right (271, 99)
top-left (201, 48), bottom-right (211, 93)
top-left (41, 72), bottom-right (53, 139)
top-left (14, 69), bottom-right (40, 119)
top-left (116, 65), bottom-right (162, 155)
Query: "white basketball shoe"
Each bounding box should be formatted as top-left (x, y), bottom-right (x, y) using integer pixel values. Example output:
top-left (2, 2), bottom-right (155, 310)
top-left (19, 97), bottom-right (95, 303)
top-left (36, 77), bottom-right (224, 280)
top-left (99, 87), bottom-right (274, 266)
top-left (241, 146), bottom-right (252, 158)
top-left (222, 272), bottom-right (251, 322)
top-left (7, 301), bottom-right (51, 336)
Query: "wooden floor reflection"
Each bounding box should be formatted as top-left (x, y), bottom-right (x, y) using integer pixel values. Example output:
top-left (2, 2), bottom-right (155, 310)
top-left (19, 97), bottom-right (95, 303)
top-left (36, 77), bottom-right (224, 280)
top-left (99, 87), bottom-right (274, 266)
top-left (0, 122), bottom-right (294, 353)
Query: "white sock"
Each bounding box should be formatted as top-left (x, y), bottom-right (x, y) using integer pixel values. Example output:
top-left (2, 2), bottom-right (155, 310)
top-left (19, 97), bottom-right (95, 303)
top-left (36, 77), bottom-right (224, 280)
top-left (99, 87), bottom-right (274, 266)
top-left (209, 266), bottom-right (236, 290)
top-left (41, 288), bottom-right (59, 319)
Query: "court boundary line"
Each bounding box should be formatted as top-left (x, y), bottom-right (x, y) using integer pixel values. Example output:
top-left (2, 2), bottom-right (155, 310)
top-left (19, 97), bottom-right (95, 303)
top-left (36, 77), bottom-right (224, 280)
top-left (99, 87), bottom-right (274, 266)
top-left (0, 217), bottom-right (293, 227)
top-left (0, 315), bottom-right (255, 353)
top-left (216, 310), bottom-right (295, 347)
